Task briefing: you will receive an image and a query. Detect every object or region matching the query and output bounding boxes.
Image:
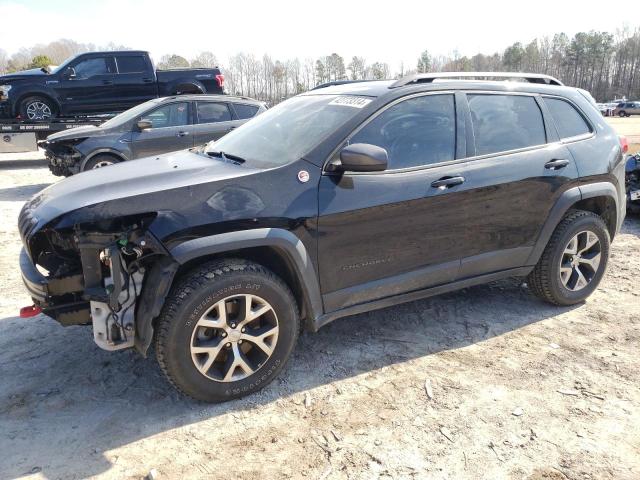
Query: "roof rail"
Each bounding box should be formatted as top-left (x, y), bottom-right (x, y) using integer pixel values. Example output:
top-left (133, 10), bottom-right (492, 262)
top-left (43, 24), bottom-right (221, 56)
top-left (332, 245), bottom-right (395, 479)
top-left (312, 79), bottom-right (378, 90)
top-left (389, 72), bottom-right (564, 88)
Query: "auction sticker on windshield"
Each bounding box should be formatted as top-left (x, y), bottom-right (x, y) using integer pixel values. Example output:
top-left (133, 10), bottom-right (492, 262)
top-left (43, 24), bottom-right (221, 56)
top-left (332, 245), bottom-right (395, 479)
top-left (328, 96), bottom-right (372, 108)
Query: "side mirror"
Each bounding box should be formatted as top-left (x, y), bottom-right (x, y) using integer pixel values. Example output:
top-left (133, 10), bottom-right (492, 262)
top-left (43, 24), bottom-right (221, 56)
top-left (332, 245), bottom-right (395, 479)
top-left (337, 143), bottom-right (388, 172)
top-left (137, 120), bottom-right (152, 131)
top-left (65, 67), bottom-right (76, 79)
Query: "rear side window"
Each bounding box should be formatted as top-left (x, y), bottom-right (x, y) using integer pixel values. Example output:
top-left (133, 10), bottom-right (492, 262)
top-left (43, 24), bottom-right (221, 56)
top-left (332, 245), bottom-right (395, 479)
top-left (197, 102), bottom-right (232, 123)
top-left (468, 94), bottom-right (546, 155)
top-left (116, 56), bottom-right (147, 74)
top-left (350, 94), bottom-right (456, 169)
top-left (233, 104), bottom-right (260, 119)
top-left (141, 102), bottom-right (189, 128)
top-left (544, 98), bottom-right (591, 139)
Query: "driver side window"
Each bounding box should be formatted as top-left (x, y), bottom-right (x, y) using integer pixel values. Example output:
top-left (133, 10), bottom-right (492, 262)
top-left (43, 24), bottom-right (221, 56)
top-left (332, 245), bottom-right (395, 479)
top-left (350, 94), bottom-right (456, 170)
top-left (72, 57), bottom-right (111, 79)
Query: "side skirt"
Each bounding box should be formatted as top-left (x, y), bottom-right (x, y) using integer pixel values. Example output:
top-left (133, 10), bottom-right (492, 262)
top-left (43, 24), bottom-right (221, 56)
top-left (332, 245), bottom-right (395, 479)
top-left (313, 266), bottom-right (533, 330)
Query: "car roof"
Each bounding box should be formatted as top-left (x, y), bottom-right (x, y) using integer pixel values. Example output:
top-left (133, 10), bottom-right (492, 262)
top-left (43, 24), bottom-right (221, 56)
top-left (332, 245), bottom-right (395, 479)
top-left (157, 94), bottom-right (264, 105)
top-left (304, 73), bottom-right (577, 100)
top-left (78, 50), bottom-right (149, 56)
top-left (304, 79), bottom-right (575, 99)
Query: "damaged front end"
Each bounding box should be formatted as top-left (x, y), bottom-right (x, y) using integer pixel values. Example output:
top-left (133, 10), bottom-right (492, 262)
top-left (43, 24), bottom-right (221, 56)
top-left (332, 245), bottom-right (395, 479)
top-left (19, 206), bottom-right (176, 354)
top-left (40, 138), bottom-right (85, 177)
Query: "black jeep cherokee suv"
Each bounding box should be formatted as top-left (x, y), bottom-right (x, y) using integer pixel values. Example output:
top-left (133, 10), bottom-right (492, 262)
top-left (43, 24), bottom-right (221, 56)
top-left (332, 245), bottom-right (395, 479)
top-left (19, 72), bottom-right (626, 402)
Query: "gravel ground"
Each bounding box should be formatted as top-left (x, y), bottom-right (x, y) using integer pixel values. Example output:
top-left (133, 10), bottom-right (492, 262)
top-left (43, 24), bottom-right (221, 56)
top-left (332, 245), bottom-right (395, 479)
top-left (0, 151), bottom-right (638, 480)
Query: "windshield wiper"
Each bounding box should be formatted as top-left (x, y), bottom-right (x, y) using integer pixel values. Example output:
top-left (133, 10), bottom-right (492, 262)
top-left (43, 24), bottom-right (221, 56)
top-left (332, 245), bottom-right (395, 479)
top-left (206, 150), bottom-right (246, 164)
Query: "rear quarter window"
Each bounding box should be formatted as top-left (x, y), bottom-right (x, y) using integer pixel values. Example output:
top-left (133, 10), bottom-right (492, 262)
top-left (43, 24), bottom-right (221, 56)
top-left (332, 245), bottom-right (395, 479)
top-left (468, 94), bottom-right (546, 156)
top-left (544, 97), bottom-right (592, 139)
top-left (233, 104), bottom-right (260, 119)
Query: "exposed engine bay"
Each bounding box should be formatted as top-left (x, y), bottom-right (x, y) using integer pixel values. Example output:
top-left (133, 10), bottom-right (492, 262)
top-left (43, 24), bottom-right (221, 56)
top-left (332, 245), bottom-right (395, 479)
top-left (19, 208), bottom-right (174, 353)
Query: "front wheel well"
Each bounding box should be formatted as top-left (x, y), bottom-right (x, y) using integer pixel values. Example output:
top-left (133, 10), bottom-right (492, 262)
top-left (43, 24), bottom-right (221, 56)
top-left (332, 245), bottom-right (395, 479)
top-left (16, 93), bottom-right (59, 116)
top-left (172, 83), bottom-right (204, 95)
top-left (571, 196), bottom-right (617, 238)
top-left (83, 151), bottom-right (126, 168)
top-left (175, 246), bottom-right (311, 327)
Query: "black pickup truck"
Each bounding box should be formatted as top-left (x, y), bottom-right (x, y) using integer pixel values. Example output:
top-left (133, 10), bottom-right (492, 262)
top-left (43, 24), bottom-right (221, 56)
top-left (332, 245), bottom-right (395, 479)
top-left (0, 50), bottom-right (224, 120)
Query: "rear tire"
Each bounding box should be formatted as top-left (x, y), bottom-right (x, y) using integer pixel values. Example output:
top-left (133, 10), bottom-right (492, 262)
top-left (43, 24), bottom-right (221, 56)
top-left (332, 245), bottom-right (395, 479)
top-left (527, 210), bottom-right (610, 306)
top-left (19, 96), bottom-right (57, 120)
top-left (82, 154), bottom-right (121, 171)
top-left (155, 259), bottom-right (299, 402)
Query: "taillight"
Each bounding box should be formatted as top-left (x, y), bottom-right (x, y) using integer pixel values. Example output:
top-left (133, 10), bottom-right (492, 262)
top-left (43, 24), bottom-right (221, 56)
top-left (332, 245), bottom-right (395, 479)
top-left (215, 74), bottom-right (225, 88)
top-left (619, 135), bottom-right (629, 154)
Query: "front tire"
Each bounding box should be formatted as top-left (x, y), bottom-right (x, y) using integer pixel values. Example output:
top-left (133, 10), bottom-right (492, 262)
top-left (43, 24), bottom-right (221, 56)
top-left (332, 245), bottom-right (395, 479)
top-left (82, 154), bottom-right (121, 171)
top-left (155, 259), bottom-right (299, 402)
top-left (19, 96), bottom-right (57, 120)
top-left (527, 210), bottom-right (610, 306)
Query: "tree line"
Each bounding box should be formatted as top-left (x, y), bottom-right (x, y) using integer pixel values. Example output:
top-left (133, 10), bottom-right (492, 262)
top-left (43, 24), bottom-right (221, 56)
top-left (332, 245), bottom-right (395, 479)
top-left (1, 27), bottom-right (638, 103)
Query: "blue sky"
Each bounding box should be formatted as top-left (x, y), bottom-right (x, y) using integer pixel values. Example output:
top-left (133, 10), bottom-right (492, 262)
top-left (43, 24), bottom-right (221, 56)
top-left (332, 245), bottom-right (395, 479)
top-left (1, 0), bottom-right (637, 67)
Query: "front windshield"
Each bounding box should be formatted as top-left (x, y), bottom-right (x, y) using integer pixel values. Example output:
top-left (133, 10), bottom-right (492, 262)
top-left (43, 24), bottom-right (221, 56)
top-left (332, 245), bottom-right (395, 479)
top-left (50, 54), bottom-right (79, 74)
top-left (205, 94), bottom-right (369, 167)
top-left (100, 99), bottom-right (161, 128)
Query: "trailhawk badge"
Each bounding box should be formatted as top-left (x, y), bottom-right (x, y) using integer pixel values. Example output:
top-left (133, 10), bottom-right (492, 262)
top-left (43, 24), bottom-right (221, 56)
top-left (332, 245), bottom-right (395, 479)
top-left (298, 170), bottom-right (310, 183)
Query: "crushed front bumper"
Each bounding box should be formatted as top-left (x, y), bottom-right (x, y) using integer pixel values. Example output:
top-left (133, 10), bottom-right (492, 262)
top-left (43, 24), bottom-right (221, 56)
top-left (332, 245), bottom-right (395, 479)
top-left (19, 247), bottom-right (90, 325)
top-left (40, 142), bottom-right (82, 176)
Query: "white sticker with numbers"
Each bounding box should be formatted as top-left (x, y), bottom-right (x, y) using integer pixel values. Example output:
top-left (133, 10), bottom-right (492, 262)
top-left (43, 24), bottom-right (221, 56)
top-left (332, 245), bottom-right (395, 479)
top-left (328, 96), bottom-right (372, 108)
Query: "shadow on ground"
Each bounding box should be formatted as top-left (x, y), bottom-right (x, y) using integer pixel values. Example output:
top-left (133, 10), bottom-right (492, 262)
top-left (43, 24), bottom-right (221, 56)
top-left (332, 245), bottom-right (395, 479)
top-left (0, 159), bottom-right (48, 170)
top-left (0, 276), bottom-right (580, 479)
top-left (1, 217), bottom-right (637, 479)
top-left (0, 183), bottom-right (52, 201)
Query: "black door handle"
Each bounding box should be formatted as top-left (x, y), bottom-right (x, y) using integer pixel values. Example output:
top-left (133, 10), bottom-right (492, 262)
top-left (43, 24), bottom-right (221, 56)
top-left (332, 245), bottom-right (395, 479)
top-left (177, 131), bottom-right (189, 137)
top-left (142, 78), bottom-right (153, 83)
top-left (545, 159), bottom-right (570, 170)
top-left (102, 80), bottom-right (114, 85)
top-left (431, 176), bottom-right (465, 189)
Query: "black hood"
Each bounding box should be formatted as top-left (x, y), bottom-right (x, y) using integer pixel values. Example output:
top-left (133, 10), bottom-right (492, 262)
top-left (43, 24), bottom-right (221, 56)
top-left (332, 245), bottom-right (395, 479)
top-left (46, 125), bottom-right (101, 142)
top-left (23, 149), bottom-right (260, 232)
top-left (0, 68), bottom-right (49, 82)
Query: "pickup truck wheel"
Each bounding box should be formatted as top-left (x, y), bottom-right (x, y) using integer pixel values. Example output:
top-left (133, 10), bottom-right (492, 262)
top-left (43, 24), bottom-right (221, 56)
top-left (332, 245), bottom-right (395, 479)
top-left (83, 154), bottom-right (120, 171)
top-left (19, 96), bottom-right (56, 120)
top-left (155, 259), bottom-right (299, 402)
top-left (527, 210), bottom-right (610, 306)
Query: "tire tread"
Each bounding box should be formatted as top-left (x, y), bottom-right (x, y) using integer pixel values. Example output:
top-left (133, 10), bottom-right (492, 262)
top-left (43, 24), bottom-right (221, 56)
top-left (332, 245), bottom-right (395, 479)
top-left (527, 209), bottom-right (608, 305)
top-left (155, 259), bottom-right (299, 401)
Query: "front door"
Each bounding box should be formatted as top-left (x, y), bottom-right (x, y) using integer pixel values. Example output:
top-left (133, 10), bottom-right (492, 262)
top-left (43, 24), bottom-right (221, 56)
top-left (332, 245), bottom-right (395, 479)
top-left (317, 93), bottom-right (470, 312)
top-left (130, 101), bottom-right (194, 158)
top-left (55, 55), bottom-right (117, 115)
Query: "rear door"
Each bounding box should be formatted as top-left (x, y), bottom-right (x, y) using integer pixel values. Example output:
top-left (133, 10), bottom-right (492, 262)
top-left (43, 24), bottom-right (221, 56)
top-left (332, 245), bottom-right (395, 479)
top-left (113, 54), bottom-right (157, 109)
top-left (130, 101), bottom-right (194, 158)
top-left (457, 92), bottom-right (580, 278)
top-left (55, 55), bottom-right (117, 114)
top-left (191, 101), bottom-right (239, 145)
top-left (317, 92), bottom-right (472, 312)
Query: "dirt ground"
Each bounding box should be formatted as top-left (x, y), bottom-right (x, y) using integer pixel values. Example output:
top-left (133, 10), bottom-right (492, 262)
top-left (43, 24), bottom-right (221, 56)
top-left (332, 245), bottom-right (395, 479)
top-left (1, 119), bottom-right (639, 480)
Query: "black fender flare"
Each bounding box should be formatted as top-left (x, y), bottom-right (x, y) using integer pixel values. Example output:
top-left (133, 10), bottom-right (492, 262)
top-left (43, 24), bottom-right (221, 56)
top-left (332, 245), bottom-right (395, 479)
top-left (526, 182), bottom-right (620, 265)
top-left (169, 228), bottom-right (324, 324)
